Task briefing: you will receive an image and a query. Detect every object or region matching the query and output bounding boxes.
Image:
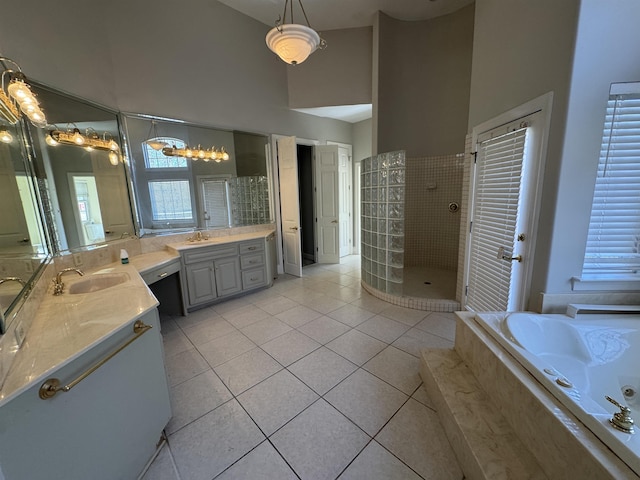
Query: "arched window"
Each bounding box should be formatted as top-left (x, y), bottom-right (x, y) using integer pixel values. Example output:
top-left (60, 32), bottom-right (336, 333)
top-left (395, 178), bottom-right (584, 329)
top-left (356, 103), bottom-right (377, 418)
top-left (143, 137), bottom-right (187, 169)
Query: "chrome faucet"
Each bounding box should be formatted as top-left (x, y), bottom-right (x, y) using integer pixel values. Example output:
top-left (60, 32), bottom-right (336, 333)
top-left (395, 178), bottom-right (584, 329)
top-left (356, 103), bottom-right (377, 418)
top-left (53, 268), bottom-right (84, 296)
top-left (0, 277), bottom-right (26, 287)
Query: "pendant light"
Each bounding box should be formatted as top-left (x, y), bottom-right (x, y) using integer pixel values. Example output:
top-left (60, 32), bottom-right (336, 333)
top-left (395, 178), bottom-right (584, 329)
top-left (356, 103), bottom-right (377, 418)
top-left (266, 0), bottom-right (326, 65)
top-left (143, 120), bottom-right (168, 151)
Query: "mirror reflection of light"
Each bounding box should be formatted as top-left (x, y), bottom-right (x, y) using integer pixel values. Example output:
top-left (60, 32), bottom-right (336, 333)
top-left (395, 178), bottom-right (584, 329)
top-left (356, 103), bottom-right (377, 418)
top-left (0, 129), bottom-right (13, 143)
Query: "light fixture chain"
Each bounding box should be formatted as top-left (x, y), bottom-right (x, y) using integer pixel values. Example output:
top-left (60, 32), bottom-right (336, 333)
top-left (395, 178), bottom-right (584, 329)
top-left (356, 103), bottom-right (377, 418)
top-left (297, 0), bottom-right (313, 28)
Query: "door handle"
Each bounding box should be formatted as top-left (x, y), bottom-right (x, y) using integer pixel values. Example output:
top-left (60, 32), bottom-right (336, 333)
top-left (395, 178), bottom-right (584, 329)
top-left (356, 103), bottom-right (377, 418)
top-left (290, 226), bottom-right (299, 231)
top-left (497, 247), bottom-right (522, 263)
top-left (331, 220), bottom-right (338, 224)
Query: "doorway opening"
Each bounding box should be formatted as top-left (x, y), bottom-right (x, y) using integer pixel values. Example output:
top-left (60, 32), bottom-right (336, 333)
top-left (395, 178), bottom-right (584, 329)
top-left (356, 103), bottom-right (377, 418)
top-left (297, 144), bottom-right (315, 266)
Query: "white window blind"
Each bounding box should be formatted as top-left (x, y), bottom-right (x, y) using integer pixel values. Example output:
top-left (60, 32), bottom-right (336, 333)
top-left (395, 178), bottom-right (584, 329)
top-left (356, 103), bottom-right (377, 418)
top-left (149, 180), bottom-right (193, 221)
top-left (467, 128), bottom-right (526, 312)
top-left (583, 87), bottom-right (640, 275)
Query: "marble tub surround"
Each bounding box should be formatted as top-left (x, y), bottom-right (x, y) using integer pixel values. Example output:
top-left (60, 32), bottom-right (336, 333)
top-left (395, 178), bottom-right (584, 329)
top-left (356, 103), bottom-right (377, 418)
top-left (420, 348), bottom-right (548, 480)
top-left (0, 262), bottom-right (158, 405)
top-left (447, 312), bottom-right (639, 480)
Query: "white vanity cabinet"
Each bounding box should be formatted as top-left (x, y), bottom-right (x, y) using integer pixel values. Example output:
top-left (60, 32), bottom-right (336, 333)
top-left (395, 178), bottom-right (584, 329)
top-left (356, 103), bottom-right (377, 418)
top-left (176, 234), bottom-right (272, 311)
top-left (0, 309), bottom-right (171, 480)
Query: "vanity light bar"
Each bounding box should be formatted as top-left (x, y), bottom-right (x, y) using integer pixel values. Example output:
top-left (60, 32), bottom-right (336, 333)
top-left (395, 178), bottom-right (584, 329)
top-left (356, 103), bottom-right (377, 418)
top-left (0, 90), bottom-right (19, 124)
top-left (48, 129), bottom-right (120, 152)
top-left (0, 56), bottom-right (47, 127)
top-left (161, 145), bottom-right (230, 163)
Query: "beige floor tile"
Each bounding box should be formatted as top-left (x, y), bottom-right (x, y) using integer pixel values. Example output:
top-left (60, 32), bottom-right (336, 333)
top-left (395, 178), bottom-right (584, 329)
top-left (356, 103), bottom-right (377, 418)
top-left (271, 399), bottom-right (370, 480)
top-left (297, 316), bottom-right (351, 344)
top-left (415, 313), bottom-right (457, 341)
top-left (325, 369), bottom-right (408, 436)
top-left (182, 316), bottom-right (236, 346)
top-left (288, 347), bottom-right (358, 395)
top-left (328, 304), bottom-right (376, 327)
top-left (166, 370), bottom-right (233, 434)
top-left (170, 400), bottom-right (265, 480)
top-left (363, 346), bottom-right (421, 395)
top-left (141, 443), bottom-right (180, 480)
top-left (215, 441), bottom-right (298, 480)
top-left (261, 330), bottom-right (321, 366)
top-left (411, 383), bottom-right (436, 410)
top-left (275, 304), bottom-right (323, 328)
top-left (256, 295), bottom-right (299, 315)
top-left (162, 329), bottom-right (194, 358)
top-left (214, 347), bottom-right (282, 395)
top-left (355, 315), bottom-right (411, 343)
top-left (164, 347), bottom-right (210, 387)
top-left (222, 304), bottom-right (272, 329)
top-left (302, 294), bottom-right (348, 314)
top-left (237, 370), bottom-right (319, 435)
top-left (174, 306), bottom-right (219, 329)
top-left (376, 399), bottom-right (462, 480)
top-left (197, 330), bottom-right (256, 367)
top-left (392, 328), bottom-right (454, 357)
top-left (338, 441), bottom-right (423, 480)
top-left (326, 329), bottom-right (386, 366)
top-left (379, 304), bottom-right (429, 326)
top-left (240, 316), bottom-right (292, 345)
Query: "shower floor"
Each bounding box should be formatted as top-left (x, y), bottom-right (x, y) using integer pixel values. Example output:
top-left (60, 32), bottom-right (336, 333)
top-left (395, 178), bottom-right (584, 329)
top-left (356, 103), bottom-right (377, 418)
top-left (402, 266), bottom-right (457, 299)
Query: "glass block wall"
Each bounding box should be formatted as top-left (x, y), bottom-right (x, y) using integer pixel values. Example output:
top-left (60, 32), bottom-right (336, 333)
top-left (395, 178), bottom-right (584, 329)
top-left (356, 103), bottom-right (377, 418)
top-left (229, 176), bottom-right (270, 226)
top-left (361, 150), bottom-right (405, 294)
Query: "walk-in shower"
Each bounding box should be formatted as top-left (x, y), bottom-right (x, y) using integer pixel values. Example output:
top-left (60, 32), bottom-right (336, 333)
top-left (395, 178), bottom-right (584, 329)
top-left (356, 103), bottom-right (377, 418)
top-left (361, 150), bottom-right (464, 312)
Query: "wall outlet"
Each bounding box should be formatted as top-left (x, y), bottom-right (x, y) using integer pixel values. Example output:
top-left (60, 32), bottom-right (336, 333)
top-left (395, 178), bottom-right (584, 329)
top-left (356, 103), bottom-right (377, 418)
top-left (14, 321), bottom-right (26, 348)
top-left (73, 253), bottom-right (83, 267)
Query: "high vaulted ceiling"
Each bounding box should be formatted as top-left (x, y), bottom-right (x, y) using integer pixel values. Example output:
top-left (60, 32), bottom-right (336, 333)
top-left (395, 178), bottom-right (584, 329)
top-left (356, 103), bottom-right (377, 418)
top-left (218, 0), bottom-right (474, 32)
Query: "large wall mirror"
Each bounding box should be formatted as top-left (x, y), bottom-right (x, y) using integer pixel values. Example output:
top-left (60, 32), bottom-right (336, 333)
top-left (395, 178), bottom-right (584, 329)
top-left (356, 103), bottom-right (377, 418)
top-left (27, 85), bottom-right (135, 252)
top-left (0, 118), bottom-right (51, 333)
top-left (122, 115), bottom-right (273, 236)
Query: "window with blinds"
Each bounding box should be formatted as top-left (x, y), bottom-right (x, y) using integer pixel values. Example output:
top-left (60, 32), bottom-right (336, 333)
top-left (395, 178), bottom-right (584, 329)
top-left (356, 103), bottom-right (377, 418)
top-left (583, 83), bottom-right (640, 276)
top-left (466, 128), bottom-right (527, 312)
top-left (201, 178), bottom-right (230, 228)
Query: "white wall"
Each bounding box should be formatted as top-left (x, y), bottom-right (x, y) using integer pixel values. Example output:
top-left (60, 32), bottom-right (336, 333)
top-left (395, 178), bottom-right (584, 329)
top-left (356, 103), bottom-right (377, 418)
top-left (544, 0), bottom-right (640, 293)
top-left (376, 6), bottom-right (474, 157)
top-left (352, 118), bottom-right (372, 163)
top-left (0, 0), bottom-right (353, 146)
top-left (287, 27), bottom-right (372, 109)
top-left (468, 0), bottom-right (579, 305)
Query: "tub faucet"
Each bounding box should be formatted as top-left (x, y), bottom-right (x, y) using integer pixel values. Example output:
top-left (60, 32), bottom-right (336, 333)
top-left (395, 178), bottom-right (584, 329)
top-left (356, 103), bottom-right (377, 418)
top-left (53, 268), bottom-right (84, 296)
top-left (606, 395), bottom-right (635, 434)
top-left (0, 277), bottom-right (26, 287)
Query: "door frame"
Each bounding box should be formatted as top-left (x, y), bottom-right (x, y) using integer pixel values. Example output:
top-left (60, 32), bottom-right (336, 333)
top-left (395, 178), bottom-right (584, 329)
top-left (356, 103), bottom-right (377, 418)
top-left (327, 141), bottom-right (354, 256)
top-left (271, 134), bottom-right (319, 275)
top-left (463, 92), bottom-right (553, 311)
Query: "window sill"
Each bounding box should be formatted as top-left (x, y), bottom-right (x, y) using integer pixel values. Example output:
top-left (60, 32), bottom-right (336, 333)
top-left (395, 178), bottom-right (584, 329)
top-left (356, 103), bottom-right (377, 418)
top-left (571, 275), bottom-right (640, 291)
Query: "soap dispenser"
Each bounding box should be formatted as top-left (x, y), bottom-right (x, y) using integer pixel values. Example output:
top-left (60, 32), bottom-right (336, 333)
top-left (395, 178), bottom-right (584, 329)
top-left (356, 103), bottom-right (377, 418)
top-left (120, 249), bottom-right (129, 264)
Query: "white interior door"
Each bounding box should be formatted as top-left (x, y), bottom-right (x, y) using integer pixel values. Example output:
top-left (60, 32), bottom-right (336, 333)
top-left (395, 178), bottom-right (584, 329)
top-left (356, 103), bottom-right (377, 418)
top-left (338, 147), bottom-right (352, 257)
top-left (464, 108), bottom-right (547, 312)
top-left (315, 145), bottom-right (340, 264)
top-left (277, 136), bottom-right (303, 277)
top-left (92, 155), bottom-right (133, 240)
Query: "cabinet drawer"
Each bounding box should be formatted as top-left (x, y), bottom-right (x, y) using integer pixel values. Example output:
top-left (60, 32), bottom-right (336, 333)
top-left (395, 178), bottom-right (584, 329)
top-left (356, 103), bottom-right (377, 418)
top-left (140, 260), bottom-right (181, 285)
top-left (239, 240), bottom-right (264, 254)
top-left (183, 244), bottom-right (238, 264)
top-left (240, 252), bottom-right (265, 270)
top-left (241, 267), bottom-right (267, 290)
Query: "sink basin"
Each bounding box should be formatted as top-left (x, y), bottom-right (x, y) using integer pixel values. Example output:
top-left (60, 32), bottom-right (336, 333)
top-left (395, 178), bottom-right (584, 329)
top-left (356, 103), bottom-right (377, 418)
top-left (68, 273), bottom-right (130, 294)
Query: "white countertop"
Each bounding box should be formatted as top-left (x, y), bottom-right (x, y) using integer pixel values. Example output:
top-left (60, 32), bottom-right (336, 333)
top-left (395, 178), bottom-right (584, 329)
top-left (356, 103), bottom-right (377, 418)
top-left (128, 250), bottom-right (180, 274)
top-left (0, 262), bottom-right (158, 406)
top-left (167, 230), bottom-right (274, 252)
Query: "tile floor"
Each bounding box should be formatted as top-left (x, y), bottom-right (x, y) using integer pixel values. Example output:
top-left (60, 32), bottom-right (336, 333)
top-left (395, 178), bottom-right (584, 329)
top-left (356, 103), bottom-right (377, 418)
top-left (142, 256), bottom-right (464, 480)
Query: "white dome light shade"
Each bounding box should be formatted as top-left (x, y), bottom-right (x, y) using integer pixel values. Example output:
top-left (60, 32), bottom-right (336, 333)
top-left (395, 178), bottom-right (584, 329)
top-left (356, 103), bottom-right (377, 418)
top-left (144, 139), bottom-right (168, 151)
top-left (266, 24), bottom-right (320, 65)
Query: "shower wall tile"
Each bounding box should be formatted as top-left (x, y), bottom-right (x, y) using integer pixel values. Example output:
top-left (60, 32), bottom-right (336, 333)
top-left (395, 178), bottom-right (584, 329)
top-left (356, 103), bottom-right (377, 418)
top-left (404, 154), bottom-right (464, 271)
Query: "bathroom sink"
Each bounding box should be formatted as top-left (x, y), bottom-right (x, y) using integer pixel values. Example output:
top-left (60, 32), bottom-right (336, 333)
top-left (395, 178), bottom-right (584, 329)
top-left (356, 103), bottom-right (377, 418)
top-left (68, 273), bottom-right (130, 294)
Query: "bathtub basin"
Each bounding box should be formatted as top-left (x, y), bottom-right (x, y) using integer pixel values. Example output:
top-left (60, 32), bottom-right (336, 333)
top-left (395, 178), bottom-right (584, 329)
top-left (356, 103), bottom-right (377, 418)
top-left (476, 311), bottom-right (640, 477)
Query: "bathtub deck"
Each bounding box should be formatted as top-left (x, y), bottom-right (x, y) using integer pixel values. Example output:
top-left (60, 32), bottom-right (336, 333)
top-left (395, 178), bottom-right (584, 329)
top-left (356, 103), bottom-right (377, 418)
top-left (420, 348), bottom-right (549, 479)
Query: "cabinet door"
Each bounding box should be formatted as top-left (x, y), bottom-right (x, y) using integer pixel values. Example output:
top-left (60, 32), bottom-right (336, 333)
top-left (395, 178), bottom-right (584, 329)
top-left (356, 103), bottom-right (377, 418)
top-left (0, 310), bottom-right (171, 480)
top-left (186, 260), bottom-right (217, 306)
top-left (214, 256), bottom-right (241, 297)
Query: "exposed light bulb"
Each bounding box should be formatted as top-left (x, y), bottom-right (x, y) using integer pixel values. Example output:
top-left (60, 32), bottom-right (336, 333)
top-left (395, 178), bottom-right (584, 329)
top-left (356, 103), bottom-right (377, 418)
top-left (109, 151), bottom-right (119, 165)
top-left (185, 148), bottom-right (193, 158)
top-left (108, 140), bottom-right (119, 151)
top-left (45, 134), bottom-right (58, 146)
top-left (0, 130), bottom-right (13, 143)
top-left (72, 130), bottom-right (85, 145)
top-left (7, 81), bottom-right (30, 101)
